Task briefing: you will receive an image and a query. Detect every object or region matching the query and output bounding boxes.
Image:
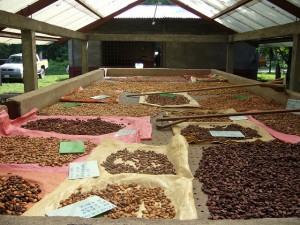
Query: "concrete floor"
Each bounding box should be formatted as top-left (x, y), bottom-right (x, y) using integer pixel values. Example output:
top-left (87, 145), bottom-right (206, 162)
top-left (1, 92), bottom-right (299, 225)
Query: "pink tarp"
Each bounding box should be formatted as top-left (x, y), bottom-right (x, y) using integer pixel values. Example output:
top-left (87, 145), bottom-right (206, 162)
top-left (0, 109), bottom-right (152, 142)
top-left (0, 109), bottom-right (152, 173)
top-left (248, 115), bottom-right (300, 144)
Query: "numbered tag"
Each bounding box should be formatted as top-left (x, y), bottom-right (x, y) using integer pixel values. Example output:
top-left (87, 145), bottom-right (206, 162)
top-left (69, 161), bottom-right (100, 180)
top-left (46, 196), bottom-right (116, 218)
top-left (209, 131), bottom-right (245, 138)
top-left (286, 99), bottom-right (300, 115)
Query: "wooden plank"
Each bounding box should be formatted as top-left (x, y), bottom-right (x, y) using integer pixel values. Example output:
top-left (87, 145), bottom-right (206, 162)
top-left (290, 34), bottom-right (300, 92)
top-left (231, 21), bottom-right (300, 42)
top-left (170, 0), bottom-right (236, 34)
top-left (75, 0), bottom-right (103, 18)
top-left (0, 31), bottom-right (59, 42)
top-left (267, 0), bottom-right (300, 18)
top-left (0, 10), bottom-right (86, 40)
top-left (21, 30), bottom-right (38, 92)
top-left (0, 0), bottom-right (59, 31)
top-left (87, 33), bottom-right (229, 43)
top-left (77, 0), bottom-right (146, 33)
top-left (58, 0), bottom-right (146, 43)
top-left (212, 0), bottom-right (253, 19)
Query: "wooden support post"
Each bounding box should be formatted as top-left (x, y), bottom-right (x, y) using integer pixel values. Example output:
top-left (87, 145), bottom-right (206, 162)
top-left (81, 40), bottom-right (88, 74)
top-left (226, 42), bottom-right (234, 74)
top-left (290, 34), bottom-right (300, 92)
top-left (21, 30), bottom-right (37, 92)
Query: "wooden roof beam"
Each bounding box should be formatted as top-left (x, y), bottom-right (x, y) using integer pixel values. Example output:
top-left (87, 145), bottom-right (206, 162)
top-left (0, 31), bottom-right (59, 42)
top-left (87, 33), bottom-right (229, 42)
top-left (231, 20), bottom-right (300, 42)
top-left (211, 0), bottom-right (253, 19)
top-left (0, 10), bottom-right (86, 40)
top-left (57, 0), bottom-right (146, 43)
top-left (266, 0), bottom-right (300, 18)
top-left (79, 0), bottom-right (146, 33)
top-left (170, 0), bottom-right (236, 34)
top-left (0, 0), bottom-right (59, 31)
top-left (75, 0), bottom-right (104, 18)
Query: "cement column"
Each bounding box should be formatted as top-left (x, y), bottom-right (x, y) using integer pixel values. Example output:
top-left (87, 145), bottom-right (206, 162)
top-left (81, 40), bottom-right (88, 74)
top-left (21, 30), bottom-right (37, 92)
top-left (290, 34), bottom-right (300, 92)
top-left (226, 42), bottom-right (234, 74)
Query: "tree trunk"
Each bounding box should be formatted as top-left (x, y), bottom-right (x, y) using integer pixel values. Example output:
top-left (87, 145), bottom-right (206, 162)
top-left (275, 63), bottom-right (281, 79)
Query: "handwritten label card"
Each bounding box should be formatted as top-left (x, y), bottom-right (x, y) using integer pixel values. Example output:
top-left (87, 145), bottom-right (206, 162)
top-left (286, 99), bottom-right (300, 115)
top-left (114, 129), bottom-right (137, 137)
top-left (209, 131), bottom-right (245, 138)
top-left (229, 116), bottom-right (248, 121)
top-left (90, 95), bottom-right (110, 100)
top-left (69, 161), bottom-right (100, 180)
top-left (46, 196), bottom-right (116, 218)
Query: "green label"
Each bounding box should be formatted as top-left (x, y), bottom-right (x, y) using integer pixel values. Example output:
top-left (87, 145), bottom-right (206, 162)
top-left (159, 93), bottom-right (176, 98)
top-left (59, 141), bottom-right (85, 154)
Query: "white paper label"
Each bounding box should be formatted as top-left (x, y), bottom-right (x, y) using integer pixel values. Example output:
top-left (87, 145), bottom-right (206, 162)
top-left (46, 196), bottom-right (116, 218)
top-left (69, 161), bottom-right (100, 180)
top-left (209, 131), bottom-right (245, 138)
top-left (114, 129), bottom-right (137, 137)
top-left (286, 99), bottom-right (300, 115)
top-left (229, 116), bottom-right (248, 121)
top-left (90, 95), bottom-right (110, 100)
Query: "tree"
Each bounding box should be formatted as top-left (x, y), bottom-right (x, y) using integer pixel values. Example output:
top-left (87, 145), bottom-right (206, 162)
top-left (257, 45), bottom-right (289, 75)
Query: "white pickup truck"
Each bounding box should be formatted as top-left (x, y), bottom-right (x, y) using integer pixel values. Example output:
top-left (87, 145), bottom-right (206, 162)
top-left (0, 53), bottom-right (48, 80)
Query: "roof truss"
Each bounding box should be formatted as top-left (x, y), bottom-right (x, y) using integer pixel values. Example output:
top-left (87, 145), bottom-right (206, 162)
top-left (211, 0), bottom-right (253, 19)
top-left (266, 0), bottom-right (300, 18)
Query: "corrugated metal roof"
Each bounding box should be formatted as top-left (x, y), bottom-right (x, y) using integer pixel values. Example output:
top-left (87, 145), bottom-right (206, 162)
top-left (0, 0), bottom-right (38, 13)
top-left (115, 5), bottom-right (199, 19)
top-left (178, 0), bottom-right (298, 33)
top-left (0, 0), bottom-right (299, 45)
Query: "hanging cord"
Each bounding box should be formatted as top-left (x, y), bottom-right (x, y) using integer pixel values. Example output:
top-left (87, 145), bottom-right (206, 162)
top-left (152, 2), bottom-right (158, 25)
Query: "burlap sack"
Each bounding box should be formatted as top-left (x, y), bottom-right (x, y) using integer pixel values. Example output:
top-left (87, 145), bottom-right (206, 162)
top-left (23, 174), bottom-right (198, 220)
top-left (172, 120), bottom-right (274, 144)
top-left (88, 134), bottom-right (193, 179)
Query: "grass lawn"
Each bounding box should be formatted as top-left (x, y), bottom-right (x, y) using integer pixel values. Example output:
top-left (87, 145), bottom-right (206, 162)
top-left (0, 75), bottom-right (68, 95)
top-left (257, 72), bottom-right (286, 82)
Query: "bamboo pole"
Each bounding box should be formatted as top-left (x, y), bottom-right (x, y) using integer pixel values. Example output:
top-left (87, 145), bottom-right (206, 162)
top-left (127, 82), bottom-right (284, 97)
top-left (156, 108), bottom-right (300, 129)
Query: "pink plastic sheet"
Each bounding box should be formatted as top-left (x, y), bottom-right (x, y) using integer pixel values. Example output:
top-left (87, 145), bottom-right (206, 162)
top-left (0, 109), bottom-right (153, 173)
top-left (247, 115), bottom-right (300, 144)
top-left (0, 109), bottom-right (152, 142)
top-left (0, 170), bottom-right (67, 198)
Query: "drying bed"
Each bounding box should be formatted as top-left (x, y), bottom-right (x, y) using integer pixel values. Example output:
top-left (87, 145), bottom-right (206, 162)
top-left (1, 76), bottom-right (299, 224)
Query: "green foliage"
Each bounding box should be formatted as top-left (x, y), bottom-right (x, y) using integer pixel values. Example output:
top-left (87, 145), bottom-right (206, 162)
top-left (0, 44), bottom-right (22, 59)
top-left (257, 72), bottom-right (286, 82)
top-left (257, 45), bottom-right (289, 68)
top-left (0, 42), bottom-right (68, 61)
top-left (46, 60), bottom-right (68, 75)
top-left (37, 42), bottom-right (68, 61)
